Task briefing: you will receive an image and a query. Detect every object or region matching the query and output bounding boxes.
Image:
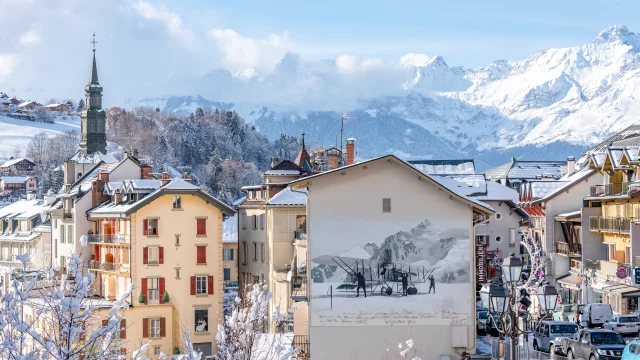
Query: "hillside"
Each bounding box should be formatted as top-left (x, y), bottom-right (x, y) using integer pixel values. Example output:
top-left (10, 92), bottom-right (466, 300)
top-left (0, 115), bottom-right (80, 159)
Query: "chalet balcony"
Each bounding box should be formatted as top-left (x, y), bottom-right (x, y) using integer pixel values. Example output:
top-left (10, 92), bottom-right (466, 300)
top-left (570, 259), bottom-right (582, 271)
top-left (52, 209), bottom-right (72, 219)
top-left (556, 242), bottom-right (582, 256)
top-left (590, 182), bottom-right (629, 197)
top-left (292, 335), bottom-right (310, 360)
top-left (291, 275), bottom-right (308, 301)
top-left (88, 234), bottom-right (130, 244)
top-left (589, 216), bottom-right (634, 234)
top-left (89, 260), bottom-right (130, 273)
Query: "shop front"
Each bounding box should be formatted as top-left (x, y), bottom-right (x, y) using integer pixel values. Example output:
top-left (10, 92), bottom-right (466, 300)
top-left (557, 273), bottom-right (581, 305)
top-left (603, 284), bottom-right (640, 314)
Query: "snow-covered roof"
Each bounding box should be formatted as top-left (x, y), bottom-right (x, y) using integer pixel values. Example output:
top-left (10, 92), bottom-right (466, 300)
top-left (529, 181), bottom-right (567, 199)
top-left (130, 179), bottom-right (162, 190)
top-left (17, 101), bottom-right (39, 108)
top-left (266, 186), bottom-right (307, 206)
top-left (522, 167), bottom-right (596, 204)
top-left (0, 158), bottom-right (33, 168)
top-left (485, 158), bottom-right (566, 181)
top-left (263, 170), bottom-right (302, 176)
top-left (555, 210), bottom-right (581, 220)
top-left (408, 159), bottom-right (475, 175)
top-left (0, 199), bottom-right (42, 219)
top-left (2, 176), bottom-right (31, 184)
top-left (162, 179), bottom-right (199, 190)
top-left (475, 180), bottom-right (518, 202)
top-left (223, 214), bottom-right (237, 243)
top-left (70, 150), bottom-right (119, 164)
top-left (430, 174), bottom-right (486, 196)
top-left (44, 103), bottom-right (66, 108)
top-left (232, 196), bottom-right (246, 207)
top-left (32, 219), bottom-right (51, 233)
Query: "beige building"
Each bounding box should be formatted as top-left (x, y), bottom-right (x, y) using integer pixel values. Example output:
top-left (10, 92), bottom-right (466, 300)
top-left (290, 154), bottom-right (495, 359)
top-left (222, 214), bottom-right (238, 286)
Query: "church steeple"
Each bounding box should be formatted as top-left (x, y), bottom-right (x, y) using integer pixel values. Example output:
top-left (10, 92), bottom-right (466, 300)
top-left (79, 32), bottom-right (107, 154)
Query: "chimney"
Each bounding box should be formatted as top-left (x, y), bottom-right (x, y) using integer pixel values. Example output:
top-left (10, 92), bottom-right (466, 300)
top-left (114, 189), bottom-right (122, 205)
top-left (346, 138), bottom-right (356, 166)
top-left (141, 165), bottom-right (153, 180)
top-left (161, 172), bottom-right (170, 186)
top-left (567, 156), bottom-right (576, 175)
top-left (63, 160), bottom-right (76, 185)
top-left (183, 172), bottom-right (191, 182)
top-left (132, 149), bottom-right (139, 161)
top-left (91, 170), bottom-right (109, 207)
top-left (271, 157), bottom-right (280, 168)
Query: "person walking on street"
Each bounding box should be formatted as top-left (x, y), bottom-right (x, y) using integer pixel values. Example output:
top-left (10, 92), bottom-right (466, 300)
top-left (356, 272), bottom-right (367, 298)
top-left (401, 274), bottom-right (409, 296)
top-left (428, 275), bottom-right (436, 294)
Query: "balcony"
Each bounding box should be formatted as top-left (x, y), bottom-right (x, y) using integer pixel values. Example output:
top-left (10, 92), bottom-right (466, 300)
top-left (556, 242), bottom-right (582, 256)
top-left (88, 234), bottom-right (130, 244)
top-left (595, 259), bottom-right (631, 278)
top-left (589, 216), bottom-right (634, 234)
top-left (590, 182), bottom-right (629, 197)
top-left (291, 275), bottom-right (308, 301)
top-left (89, 260), bottom-right (130, 273)
top-left (570, 259), bottom-right (582, 271)
top-left (292, 335), bottom-right (309, 359)
top-left (294, 231), bottom-right (307, 241)
top-left (52, 209), bottom-right (72, 219)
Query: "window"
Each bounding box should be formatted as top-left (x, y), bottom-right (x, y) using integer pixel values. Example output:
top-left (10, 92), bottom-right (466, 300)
top-left (144, 219), bottom-right (158, 236)
top-left (242, 213), bottom-right (246, 229)
top-left (148, 247), bottom-right (159, 264)
top-left (223, 249), bottom-right (234, 261)
top-left (242, 242), bottom-right (248, 265)
top-left (260, 214), bottom-right (264, 230)
top-left (260, 243), bottom-right (265, 263)
top-left (173, 196), bottom-right (181, 209)
top-left (150, 318), bottom-right (160, 338)
top-left (195, 309), bottom-right (209, 333)
top-left (476, 235), bottom-right (489, 246)
top-left (495, 213), bottom-right (502, 220)
top-left (148, 278), bottom-right (159, 302)
top-left (383, 198), bottom-right (391, 213)
top-left (60, 225), bottom-right (66, 244)
top-left (59, 256), bottom-right (66, 269)
top-left (196, 276), bottom-right (207, 295)
top-left (495, 236), bottom-right (503, 243)
top-left (20, 221), bottom-right (27, 232)
top-left (175, 268), bottom-right (180, 279)
top-left (197, 218), bottom-right (206, 236)
top-left (252, 215), bottom-right (258, 230)
top-left (153, 346), bottom-right (161, 355)
top-left (509, 228), bottom-right (516, 247)
top-left (196, 246), bottom-right (206, 264)
top-left (253, 242), bottom-right (257, 261)
top-left (224, 268), bottom-right (231, 281)
top-left (175, 235), bottom-right (180, 246)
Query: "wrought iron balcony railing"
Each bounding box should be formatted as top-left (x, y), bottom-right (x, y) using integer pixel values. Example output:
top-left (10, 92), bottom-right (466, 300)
top-left (590, 182), bottom-right (629, 197)
top-left (555, 242), bottom-right (582, 256)
top-left (589, 216), bottom-right (634, 234)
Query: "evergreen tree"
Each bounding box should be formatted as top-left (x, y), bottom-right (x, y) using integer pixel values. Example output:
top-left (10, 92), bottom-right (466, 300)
top-left (195, 107), bottom-right (204, 119)
top-left (77, 98), bottom-right (85, 111)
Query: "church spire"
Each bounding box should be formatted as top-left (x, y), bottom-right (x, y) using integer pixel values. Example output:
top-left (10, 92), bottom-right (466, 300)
top-left (301, 132), bottom-right (306, 151)
top-left (89, 32), bottom-right (99, 84)
top-left (79, 32), bottom-right (107, 154)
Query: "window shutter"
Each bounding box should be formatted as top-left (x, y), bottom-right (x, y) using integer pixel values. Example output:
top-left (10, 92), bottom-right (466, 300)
top-left (143, 219), bottom-right (148, 235)
top-left (60, 225), bottom-right (65, 243)
top-left (141, 278), bottom-right (148, 302)
top-left (160, 317), bottom-right (166, 337)
top-left (208, 275), bottom-right (214, 295)
top-left (260, 214), bottom-right (264, 230)
top-left (79, 321), bottom-right (86, 341)
top-left (190, 276), bottom-right (196, 295)
top-left (159, 278), bottom-right (165, 304)
top-left (120, 319), bottom-right (126, 339)
top-left (143, 247), bottom-right (148, 265)
top-left (197, 219), bottom-right (206, 235)
top-left (120, 348), bottom-right (126, 356)
top-left (142, 318), bottom-right (149, 338)
top-left (197, 246), bottom-right (206, 264)
top-left (159, 247), bottom-right (164, 264)
top-left (102, 319), bottom-right (108, 327)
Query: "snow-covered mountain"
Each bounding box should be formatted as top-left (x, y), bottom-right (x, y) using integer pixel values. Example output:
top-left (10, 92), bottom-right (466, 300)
top-left (0, 114), bottom-right (80, 160)
top-left (138, 25), bottom-right (640, 168)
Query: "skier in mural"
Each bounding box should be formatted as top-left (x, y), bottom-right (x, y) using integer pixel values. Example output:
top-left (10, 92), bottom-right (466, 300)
top-left (356, 272), bottom-right (367, 298)
top-left (401, 273), bottom-right (408, 296)
top-left (428, 274), bottom-right (436, 294)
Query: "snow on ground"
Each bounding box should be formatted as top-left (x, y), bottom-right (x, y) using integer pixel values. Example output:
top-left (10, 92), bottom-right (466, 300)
top-left (0, 115), bottom-right (80, 158)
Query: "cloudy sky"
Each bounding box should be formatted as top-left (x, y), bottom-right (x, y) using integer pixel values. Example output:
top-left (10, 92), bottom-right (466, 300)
top-left (0, 0), bottom-right (635, 106)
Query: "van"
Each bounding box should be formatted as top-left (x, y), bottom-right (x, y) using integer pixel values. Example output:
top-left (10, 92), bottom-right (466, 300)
top-left (581, 303), bottom-right (613, 328)
top-left (532, 320), bottom-right (580, 354)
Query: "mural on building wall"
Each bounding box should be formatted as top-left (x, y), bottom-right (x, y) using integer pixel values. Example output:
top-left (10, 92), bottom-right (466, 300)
top-left (310, 217), bottom-right (472, 326)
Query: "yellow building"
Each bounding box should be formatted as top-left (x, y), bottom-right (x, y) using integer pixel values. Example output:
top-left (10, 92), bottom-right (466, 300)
top-left (87, 173), bottom-right (235, 358)
top-left (222, 214), bottom-right (238, 287)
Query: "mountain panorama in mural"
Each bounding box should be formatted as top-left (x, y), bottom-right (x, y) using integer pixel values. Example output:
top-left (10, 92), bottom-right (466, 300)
top-left (309, 218), bottom-right (472, 327)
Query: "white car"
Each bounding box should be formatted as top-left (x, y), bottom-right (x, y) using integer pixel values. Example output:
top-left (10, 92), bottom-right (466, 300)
top-left (603, 314), bottom-right (640, 335)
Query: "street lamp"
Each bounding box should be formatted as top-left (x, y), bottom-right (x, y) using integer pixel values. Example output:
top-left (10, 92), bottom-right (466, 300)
top-left (502, 253), bottom-right (523, 284)
top-left (490, 285), bottom-right (510, 314)
top-left (536, 281), bottom-right (559, 314)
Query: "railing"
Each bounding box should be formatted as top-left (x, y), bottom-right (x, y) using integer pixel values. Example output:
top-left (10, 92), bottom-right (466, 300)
top-left (599, 260), bottom-right (631, 278)
top-left (555, 242), bottom-right (581, 256)
top-left (490, 338), bottom-right (567, 360)
top-left (294, 231), bottom-right (307, 241)
top-left (89, 261), bottom-right (130, 273)
top-left (52, 209), bottom-right (72, 219)
top-left (88, 234), bottom-right (130, 244)
top-left (292, 335), bottom-right (309, 359)
top-left (589, 216), bottom-right (634, 234)
top-left (586, 259), bottom-right (601, 270)
top-left (590, 182), bottom-right (629, 197)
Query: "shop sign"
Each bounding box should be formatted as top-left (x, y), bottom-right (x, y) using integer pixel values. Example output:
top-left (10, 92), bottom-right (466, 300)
top-left (617, 266), bottom-right (629, 279)
top-left (634, 268), bottom-right (640, 286)
top-left (477, 245), bottom-right (487, 283)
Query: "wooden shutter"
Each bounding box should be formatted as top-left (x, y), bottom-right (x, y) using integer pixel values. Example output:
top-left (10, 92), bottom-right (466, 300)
top-left (143, 247), bottom-right (148, 264)
top-left (197, 218), bottom-right (206, 235)
top-left (160, 317), bottom-right (166, 337)
top-left (141, 278), bottom-right (148, 302)
top-left (102, 319), bottom-right (108, 327)
top-left (120, 319), bottom-right (126, 339)
top-left (143, 219), bottom-right (148, 235)
top-left (79, 321), bottom-right (86, 341)
top-left (159, 278), bottom-right (165, 304)
top-left (142, 318), bottom-right (148, 338)
top-left (120, 349), bottom-right (126, 356)
top-left (190, 276), bottom-right (196, 295)
top-left (196, 246), bottom-right (205, 264)
top-left (208, 275), bottom-right (214, 295)
top-left (159, 247), bottom-right (164, 264)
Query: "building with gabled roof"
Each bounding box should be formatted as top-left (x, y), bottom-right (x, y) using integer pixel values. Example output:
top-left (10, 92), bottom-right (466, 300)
top-left (484, 156), bottom-right (568, 190)
top-left (408, 159), bottom-right (475, 175)
top-left (0, 158), bottom-right (36, 174)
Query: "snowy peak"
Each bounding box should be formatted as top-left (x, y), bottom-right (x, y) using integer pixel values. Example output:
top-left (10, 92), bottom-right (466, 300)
top-left (594, 25), bottom-right (635, 43)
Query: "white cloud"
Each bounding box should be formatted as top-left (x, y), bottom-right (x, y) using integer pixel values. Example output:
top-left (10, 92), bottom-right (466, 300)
top-left (0, 54), bottom-right (18, 79)
top-left (132, 0), bottom-right (194, 43)
top-left (208, 28), bottom-right (292, 76)
top-left (19, 30), bottom-right (40, 47)
top-left (399, 53), bottom-right (431, 68)
top-left (335, 55), bottom-right (384, 73)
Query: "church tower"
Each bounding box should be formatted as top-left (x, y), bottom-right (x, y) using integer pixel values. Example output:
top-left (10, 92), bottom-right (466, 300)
top-left (79, 33), bottom-right (107, 154)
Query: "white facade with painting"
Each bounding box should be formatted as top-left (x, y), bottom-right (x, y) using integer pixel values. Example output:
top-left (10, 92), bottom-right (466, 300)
top-left (291, 155), bottom-right (494, 359)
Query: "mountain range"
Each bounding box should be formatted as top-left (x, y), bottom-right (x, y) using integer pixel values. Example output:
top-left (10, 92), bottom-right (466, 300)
top-left (136, 25), bottom-right (640, 170)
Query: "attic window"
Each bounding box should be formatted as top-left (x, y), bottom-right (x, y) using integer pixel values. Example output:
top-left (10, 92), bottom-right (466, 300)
top-left (173, 196), bottom-right (181, 209)
top-left (382, 198), bottom-right (391, 213)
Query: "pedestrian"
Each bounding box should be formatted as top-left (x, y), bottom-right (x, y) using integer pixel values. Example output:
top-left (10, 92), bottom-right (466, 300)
top-left (356, 272), bottom-right (367, 298)
top-left (401, 274), bottom-right (408, 296)
top-left (428, 275), bottom-right (436, 294)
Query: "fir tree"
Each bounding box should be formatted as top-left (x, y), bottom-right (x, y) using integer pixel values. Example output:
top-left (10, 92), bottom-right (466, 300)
top-left (77, 99), bottom-right (85, 111)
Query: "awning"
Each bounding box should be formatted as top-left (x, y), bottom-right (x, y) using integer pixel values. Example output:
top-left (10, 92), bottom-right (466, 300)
top-left (557, 274), bottom-right (581, 290)
top-left (605, 284), bottom-right (640, 298)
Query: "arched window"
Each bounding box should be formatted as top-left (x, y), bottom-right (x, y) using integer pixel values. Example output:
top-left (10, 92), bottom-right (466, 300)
top-left (77, 173), bottom-right (82, 180)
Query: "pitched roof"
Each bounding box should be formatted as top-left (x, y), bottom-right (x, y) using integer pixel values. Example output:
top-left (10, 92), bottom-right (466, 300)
top-left (408, 159), bottom-right (475, 175)
top-left (269, 159), bottom-right (305, 173)
top-left (484, 158), bottom-right (566, 181)
top-left (70, 150), bottom-right (118, 164)
top-left (2, 176), bottom-right (32, 184)
top-left (265, 186), bottom-right (307, 206)
top-left (0, 158), bottom-right (35, 168)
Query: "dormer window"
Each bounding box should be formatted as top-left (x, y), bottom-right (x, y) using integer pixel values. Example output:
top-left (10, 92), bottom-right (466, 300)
top-left (173, 196), bottom-right (181, 209)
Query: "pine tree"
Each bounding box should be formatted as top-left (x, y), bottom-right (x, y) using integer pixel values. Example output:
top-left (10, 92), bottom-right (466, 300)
top-left (77, 99), bottom-right (85, 112)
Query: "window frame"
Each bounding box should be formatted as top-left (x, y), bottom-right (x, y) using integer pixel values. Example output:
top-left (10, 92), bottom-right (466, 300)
top-left (172, 196), bottom-right (182, 209)
top-left (382, 198), bottom-right (391, 213)
top-left (148, 278), bottom-right (159, 301)
top-left (252, 215), bottom-right (258, 230)
top-left (223, 248), bottom-right (234, 261)
top-left (147, 219), bottom-right (159, 236)
top-left (196, 275), bottom-right (207, 295)
top-left (148, 246), bottom-right (159, 264)
top-left (253, 242), bottom-right (258, 261)
top-left (194, 308), bottom-right (209, 333)
top-left (149, 318), bottom-right (160, 338)
top-left (260, 243), bottom-right (265, 263)
top-left (196, 246), bottom-right (207, 264)
top-left (242, 242), bottom-right (248, 265)
top-left (509, 228), bottom-right (516, 247)
top-left (196, 218), bottom-right (207, 236)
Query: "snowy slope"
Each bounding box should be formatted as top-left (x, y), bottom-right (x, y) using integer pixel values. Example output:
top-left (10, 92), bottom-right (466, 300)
top-left (0, 115), bottom-right (80, 159)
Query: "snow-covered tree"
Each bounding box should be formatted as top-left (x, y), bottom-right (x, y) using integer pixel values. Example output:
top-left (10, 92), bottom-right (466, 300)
top-left (77, 99), bottom-right (85, 112)
top-left (216, 283), bottom-right (297, 360)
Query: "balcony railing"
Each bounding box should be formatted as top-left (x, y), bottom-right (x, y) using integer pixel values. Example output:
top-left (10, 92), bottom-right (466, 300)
top-left (52, 209), bottom-right (72, 219)
top-left (292, 335), bottom-right (310, 359)
top-left (294, 231), bottom-right (307, 241)
top-left (291, 274), bottom-right (308, 300)
top-left (589, 216), bottom-right (634, 234)
top-left (556, 242), bottom-right (582, 256)
top-left (89, 261), bottom-right (130, 273)
top-left (586, 259), bottom-right (601, 270)
top-left (597, 260), bottom-right (631, 278)
top-left (88, 234), bottom-right (130, 244)
top-left (590, 182), bottom-right (629, 197)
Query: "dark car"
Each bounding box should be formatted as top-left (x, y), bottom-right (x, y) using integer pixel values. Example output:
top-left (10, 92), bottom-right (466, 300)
top-left (565, 328), bottom-right (626, 360)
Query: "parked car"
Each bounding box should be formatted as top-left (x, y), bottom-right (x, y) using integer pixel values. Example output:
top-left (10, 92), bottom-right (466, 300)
top-left (565, 329), bottom-right (626, 360)
top-left (568, 304), bottom-right (586, 326)
top-left (532, 320), bottom-right (580, 354)
top-left (553, 304), bottom-right (574, 322)
top-left (486, 312), bottom-right (501, 337)
top-left (604, 315), bottom-right (640, 336)
top-left (477, 310), bottom-right (488, 335)
top-left (623, 340), bottom-right (640, 359)
top-left (581, 303), bottom-right (614, 328)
